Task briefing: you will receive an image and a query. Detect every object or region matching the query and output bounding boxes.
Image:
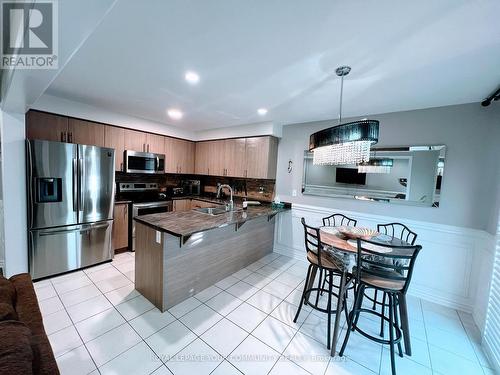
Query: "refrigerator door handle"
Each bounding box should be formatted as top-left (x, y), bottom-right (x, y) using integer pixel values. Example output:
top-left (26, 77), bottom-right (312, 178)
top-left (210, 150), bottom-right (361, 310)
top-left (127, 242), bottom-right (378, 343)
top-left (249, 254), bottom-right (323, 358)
top-left (39, 227), bottom-right (80, 236)
top-left (78, 158), bottom-right (85, 212)
top-left (80, 223), bottom-right (110, 233)
top-left (27, 141), bottom-right (34, 228)
top-left (73, 158), bottom-right (78, 212)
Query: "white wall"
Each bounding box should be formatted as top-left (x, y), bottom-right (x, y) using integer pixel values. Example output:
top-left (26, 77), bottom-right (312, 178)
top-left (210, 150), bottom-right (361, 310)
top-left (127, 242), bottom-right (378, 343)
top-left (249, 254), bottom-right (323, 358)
top-left (196, 121), bottom-right (281, 141)
top-left (275, 103), bottom-right (500, 233)
top-left (0, 111), bottom-right (28, 276)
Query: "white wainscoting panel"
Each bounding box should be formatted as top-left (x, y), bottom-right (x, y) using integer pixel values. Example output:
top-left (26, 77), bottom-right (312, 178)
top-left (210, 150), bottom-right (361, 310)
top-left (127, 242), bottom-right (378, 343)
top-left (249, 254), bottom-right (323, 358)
top-left (273, 204), bottom-right (495, 327)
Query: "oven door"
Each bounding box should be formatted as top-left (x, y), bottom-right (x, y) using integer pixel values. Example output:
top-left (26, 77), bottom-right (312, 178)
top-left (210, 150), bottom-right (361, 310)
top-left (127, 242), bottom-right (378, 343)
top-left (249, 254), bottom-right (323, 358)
top-left (132, 201), bottom-right (172, 250)
top-left (125, 151), bottom-right (165, 174)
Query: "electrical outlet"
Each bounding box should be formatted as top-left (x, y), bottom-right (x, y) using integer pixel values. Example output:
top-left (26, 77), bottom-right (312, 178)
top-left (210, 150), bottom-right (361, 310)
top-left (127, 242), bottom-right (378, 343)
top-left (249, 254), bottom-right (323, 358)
top-left (292, 189), bottom-right (297, 197)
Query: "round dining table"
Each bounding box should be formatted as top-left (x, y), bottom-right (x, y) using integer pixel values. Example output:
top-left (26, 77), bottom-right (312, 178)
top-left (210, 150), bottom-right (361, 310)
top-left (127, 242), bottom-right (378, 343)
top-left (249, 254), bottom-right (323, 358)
top-left (316, 226), bottom-right (414, 356)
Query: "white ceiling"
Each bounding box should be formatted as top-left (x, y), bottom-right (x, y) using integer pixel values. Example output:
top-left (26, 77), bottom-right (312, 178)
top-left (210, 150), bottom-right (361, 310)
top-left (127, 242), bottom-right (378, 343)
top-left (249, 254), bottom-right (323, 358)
top-left (44, 0), bottom-right (500, 131)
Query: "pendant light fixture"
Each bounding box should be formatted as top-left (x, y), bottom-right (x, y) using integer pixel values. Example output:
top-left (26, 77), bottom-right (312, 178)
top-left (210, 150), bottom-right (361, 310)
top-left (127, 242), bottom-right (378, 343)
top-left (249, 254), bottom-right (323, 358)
top-left (309, 66), bottom-right (379, 165)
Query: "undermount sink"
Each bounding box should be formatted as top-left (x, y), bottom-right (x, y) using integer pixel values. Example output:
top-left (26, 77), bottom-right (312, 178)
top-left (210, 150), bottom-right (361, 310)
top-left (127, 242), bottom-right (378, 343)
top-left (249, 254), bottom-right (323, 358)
top-left (194, 207), bottom-right (228, 215)
top-left (194, 207), bottom-right (243, 216)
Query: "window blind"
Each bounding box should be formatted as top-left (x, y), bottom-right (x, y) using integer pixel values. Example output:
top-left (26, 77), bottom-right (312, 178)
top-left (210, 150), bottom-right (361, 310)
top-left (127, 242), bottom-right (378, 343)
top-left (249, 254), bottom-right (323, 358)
top-left (484, 219), bottom-right (500, 373)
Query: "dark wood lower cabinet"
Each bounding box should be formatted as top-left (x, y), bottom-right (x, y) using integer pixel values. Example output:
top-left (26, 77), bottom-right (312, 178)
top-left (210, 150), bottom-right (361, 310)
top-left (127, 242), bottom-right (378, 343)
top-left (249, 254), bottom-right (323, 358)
top-left (112, 203), bottom-right (129, 252)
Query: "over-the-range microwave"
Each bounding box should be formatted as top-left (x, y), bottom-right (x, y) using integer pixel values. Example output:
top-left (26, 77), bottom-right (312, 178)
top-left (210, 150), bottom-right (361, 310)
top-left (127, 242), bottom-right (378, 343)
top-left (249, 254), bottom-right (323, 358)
top-left (124, 150), bottom-right (165, 174)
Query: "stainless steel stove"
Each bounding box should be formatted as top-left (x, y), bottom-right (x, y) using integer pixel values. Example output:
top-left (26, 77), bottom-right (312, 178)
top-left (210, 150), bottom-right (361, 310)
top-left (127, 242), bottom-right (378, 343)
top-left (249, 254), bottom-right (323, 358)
top-left (117, 182), bottom-right (172, 250)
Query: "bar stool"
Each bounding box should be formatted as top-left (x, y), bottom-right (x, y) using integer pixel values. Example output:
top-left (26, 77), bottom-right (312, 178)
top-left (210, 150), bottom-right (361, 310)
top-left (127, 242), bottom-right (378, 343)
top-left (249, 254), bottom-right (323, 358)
top-left (364, 222), bottom-right (417, 354)
top-left (293, 218), bottom-right (350, 350)
top-left (339, 238), bottom-right (422, 375)
top-left (321, 214), bottom-right (357, 295)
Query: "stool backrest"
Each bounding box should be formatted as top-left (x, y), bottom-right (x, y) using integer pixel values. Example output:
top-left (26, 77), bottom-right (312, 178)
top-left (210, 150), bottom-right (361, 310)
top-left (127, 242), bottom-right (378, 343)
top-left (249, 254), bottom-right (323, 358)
top-left (377, 222), bottom-right (417, 245)
top-left (355, 238), bottom-right (422, 293)
top-left (301, 217), bottom-right (327, 268)
top-left (322, 213), bottom-right (357, 227)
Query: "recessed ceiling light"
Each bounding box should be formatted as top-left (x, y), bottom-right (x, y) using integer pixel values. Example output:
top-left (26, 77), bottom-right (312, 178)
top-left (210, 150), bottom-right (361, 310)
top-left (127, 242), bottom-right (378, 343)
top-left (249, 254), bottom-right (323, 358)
top-left (167, 109), bottom-right (183, 120)
top-left (185, 71), bottom-right (200, 84)
top-left (257, 108), bottom-right (268, 116)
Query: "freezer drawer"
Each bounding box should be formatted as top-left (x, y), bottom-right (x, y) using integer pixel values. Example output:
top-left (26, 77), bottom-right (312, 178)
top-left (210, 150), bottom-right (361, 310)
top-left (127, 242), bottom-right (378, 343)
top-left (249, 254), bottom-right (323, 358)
top-left (29, 221), bottom-right (113, 280)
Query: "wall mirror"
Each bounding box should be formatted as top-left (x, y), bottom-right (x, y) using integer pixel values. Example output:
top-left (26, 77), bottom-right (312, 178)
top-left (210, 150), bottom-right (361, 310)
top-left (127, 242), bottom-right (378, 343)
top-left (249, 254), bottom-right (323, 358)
top-left (302, 145), bottom-right (446, 207)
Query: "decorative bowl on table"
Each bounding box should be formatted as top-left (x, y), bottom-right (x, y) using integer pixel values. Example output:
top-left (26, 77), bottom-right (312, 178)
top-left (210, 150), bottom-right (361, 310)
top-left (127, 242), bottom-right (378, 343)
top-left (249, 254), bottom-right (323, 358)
top-left (336, 226), bottom-right (378, 240)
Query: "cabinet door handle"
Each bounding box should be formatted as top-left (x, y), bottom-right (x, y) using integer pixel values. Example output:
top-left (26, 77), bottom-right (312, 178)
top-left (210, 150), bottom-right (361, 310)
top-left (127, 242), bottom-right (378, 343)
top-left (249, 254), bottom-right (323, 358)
top-left (179, 166), bottom-right (181, 173)
top-left (61, 131), bottom-right (64, 142)
top-left (147, 144), bottom-right (150, 152)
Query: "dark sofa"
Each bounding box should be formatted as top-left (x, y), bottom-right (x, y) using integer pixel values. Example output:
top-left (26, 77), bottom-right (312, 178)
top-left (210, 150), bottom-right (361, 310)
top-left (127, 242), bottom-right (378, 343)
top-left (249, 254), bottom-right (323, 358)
top-left (0, 273), bottom-right (60, 374)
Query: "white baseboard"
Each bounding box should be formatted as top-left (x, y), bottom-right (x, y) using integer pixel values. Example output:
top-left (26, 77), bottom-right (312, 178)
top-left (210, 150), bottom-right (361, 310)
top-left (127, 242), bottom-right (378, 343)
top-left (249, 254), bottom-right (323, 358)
top-left (273, 204), bottom-right (496, 327)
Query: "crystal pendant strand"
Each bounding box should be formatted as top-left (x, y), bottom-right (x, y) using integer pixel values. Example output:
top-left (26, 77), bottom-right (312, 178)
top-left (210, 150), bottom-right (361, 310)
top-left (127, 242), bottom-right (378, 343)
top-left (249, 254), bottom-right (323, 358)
top-left (313, 140), bottom-right (371, 165)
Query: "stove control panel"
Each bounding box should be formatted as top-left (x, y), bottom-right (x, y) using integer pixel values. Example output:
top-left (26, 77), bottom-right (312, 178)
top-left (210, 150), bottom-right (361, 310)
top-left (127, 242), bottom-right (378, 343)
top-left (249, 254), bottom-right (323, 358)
top-left (119, 182), bottom-right (159, 192)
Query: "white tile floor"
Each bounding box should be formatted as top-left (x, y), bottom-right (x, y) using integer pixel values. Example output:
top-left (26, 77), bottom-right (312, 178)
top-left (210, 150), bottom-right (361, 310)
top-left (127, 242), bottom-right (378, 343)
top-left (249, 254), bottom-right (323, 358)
top-left (34, 251), bottom-right (494, 375)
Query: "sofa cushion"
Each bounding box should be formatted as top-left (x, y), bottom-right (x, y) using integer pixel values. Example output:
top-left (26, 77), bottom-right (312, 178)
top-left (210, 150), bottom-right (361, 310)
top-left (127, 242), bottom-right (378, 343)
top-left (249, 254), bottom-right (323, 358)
top-left (10, 274), bottom-right (60, 375)
top-left (0, 320), bottom-right (34, 375)
top-left (0, 277), bottom-right (18, 321)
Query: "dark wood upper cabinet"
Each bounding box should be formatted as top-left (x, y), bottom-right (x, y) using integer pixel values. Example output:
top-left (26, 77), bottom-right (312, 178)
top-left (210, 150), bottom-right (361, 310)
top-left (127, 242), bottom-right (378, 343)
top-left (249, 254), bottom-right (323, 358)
top-left (104, 125), bottom-right (125, 172)
top-left (245, 136), bottom-right (278, 179)
top-left (26, 111), bottom-right (69, 142)
top-left (68, 118), bottom-right (105, 146)
top-left (124, 129), bottom-right (148, 153)
top-left (25, 111), bottom-right (279, 180)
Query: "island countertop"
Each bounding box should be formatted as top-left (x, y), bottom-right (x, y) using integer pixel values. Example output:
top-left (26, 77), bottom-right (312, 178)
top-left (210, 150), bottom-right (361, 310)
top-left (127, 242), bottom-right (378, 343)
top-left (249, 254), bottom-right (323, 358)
top-left (134, 204), bottom-right (288, 238)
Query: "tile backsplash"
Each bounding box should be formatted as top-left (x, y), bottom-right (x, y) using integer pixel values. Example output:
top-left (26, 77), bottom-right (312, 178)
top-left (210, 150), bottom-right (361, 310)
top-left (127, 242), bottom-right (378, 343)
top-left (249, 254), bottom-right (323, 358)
top-left (115, 172), bottom-right (275, 202)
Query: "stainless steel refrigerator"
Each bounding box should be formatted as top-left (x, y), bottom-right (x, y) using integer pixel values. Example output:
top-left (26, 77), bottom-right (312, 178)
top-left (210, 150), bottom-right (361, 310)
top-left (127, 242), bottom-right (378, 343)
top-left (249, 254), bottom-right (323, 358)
top-left (27, 139), bottom-right (115, 280)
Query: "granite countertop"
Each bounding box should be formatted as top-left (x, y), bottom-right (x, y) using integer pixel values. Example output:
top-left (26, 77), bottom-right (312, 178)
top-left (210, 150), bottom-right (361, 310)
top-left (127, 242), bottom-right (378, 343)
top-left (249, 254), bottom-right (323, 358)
top-left (134, 204), bottom-right (288, 238)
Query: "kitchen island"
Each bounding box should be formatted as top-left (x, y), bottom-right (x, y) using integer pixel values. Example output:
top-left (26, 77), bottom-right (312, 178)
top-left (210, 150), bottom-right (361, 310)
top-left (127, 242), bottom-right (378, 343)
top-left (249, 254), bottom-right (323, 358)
top-left (133, 204), bottom-right (287, 311)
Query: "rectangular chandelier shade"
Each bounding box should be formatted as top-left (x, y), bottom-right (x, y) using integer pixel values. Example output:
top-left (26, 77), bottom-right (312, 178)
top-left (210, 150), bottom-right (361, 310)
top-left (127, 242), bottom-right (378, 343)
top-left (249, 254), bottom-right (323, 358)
top-left (310, 120), bottom-right (379, 165)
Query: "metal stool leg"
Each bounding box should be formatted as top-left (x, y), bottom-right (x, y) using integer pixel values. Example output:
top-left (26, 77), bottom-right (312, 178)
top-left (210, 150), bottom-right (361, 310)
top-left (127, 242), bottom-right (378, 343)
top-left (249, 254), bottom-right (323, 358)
top-left (388, 293), bottom-right (397, 375)
top-left (326, 271), bottom-right (333, 349)
top-left (372, 289), bottom-right (378, 310)
top-left (393, 298), bottom-right (403, 357)
top-left (320, 273), bottom-right (327, 296)
top-left (340, 284), bottom-right (364, 356)
top-left (293, 264), bottom-right (313, 323)
top-left (351, 284), bottom-right (365, 331)
top-left (398, 293), bottom-right (412, 356)
top-left (380, 292), bottom-right (386, 337)
top-left (315, 269), bottom-right (323, 307)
